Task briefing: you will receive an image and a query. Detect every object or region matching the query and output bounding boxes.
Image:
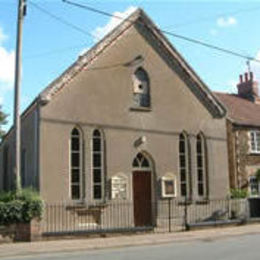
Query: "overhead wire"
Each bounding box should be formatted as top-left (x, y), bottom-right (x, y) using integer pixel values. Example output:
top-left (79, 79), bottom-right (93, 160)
top-left (62, 0), bottom-right (260, 63)
top-left (28, 0), bottom-right (93, 38)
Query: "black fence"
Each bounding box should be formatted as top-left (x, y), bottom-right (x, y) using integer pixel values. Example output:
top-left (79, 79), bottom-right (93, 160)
top-left (41, 198), bottom-right (249, 235)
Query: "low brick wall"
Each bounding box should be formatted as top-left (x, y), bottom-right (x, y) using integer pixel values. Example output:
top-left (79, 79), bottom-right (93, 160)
top-left (0, 225), bottom-right (15, 244)
top-left (0, 219), bottom-right (42, 243)
top-left (15, 218), bottom-right (42, 242)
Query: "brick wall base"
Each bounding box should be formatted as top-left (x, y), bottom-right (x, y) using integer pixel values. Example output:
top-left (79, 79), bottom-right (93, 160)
top-left (14, 218), bottom-right (42, 242)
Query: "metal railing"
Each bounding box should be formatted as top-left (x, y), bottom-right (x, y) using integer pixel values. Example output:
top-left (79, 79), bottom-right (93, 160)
top-left (41, 198), bottom-right (249, 235)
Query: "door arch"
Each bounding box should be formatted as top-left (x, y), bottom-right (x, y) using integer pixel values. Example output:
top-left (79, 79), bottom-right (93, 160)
top-left (132, 152), bottom-right (153, 227)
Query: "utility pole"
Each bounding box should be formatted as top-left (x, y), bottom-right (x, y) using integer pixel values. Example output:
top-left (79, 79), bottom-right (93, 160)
top-left (13, 0), bottom-right (26, 193)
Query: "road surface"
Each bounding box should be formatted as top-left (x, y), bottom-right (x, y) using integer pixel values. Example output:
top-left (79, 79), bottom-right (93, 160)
top-left (1, 233), bottom-right (259, 260)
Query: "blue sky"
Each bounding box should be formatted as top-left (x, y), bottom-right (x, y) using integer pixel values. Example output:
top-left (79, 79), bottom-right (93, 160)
top-left (1, 0), bottom-right (260, 130)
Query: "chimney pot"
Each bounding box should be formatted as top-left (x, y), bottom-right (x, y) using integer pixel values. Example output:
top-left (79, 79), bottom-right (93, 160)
top-left (239, 74), bottom-right (243, 83)
top-left (250, 72), bottom-right (253, 81)
top-left (245, 72), bottom-right (248, 82)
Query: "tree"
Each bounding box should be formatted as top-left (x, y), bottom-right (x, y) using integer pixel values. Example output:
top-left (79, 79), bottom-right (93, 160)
top-left (0, 105), bottom-right (7, 142)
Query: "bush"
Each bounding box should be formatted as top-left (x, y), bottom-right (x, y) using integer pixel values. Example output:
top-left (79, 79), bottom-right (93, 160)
top-left (0, 188), bottom-right (44, 225)
top-left (230, 188), bottom-right (248, 199)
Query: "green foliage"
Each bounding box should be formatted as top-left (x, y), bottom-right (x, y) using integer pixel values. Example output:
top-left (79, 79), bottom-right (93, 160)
top-left (0, 105), bottom-right (8, 142)
top-left (230, 188), bottom-right (248, 199)
top-left (0, 188), bottom-right (44, 225)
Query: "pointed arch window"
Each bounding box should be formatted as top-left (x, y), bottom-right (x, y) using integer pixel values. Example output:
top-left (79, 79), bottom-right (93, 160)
top-left (196, 133), bottom-right (207, 198)
top-left (92, 129), bottom-right (104, 200)
top-left (70, 128), bottom-right (82, 200)
top-left (132, 67), bottom-right (150, 108)
top-left (179, 133), bottom-right (189, 197)
top-left (132, 152), bottom-right (150, 169)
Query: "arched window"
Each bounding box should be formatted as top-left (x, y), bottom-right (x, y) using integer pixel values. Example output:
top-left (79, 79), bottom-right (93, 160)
top-left (179, 133), bottom-right (189, 197)
top-left (132, 67), bottom-right (150, 108)
top-left (70, 128), bottom-right (82, 200)
top-left (132, 152), bottom-right (150, 168)
top-left (92, 129), bottom-right (104, 200)
top-left (196, 133), bottom-right (207, 197)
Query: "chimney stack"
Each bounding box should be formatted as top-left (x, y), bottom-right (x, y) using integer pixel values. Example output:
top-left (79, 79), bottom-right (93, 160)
top-left (237, 72), bottom-right (259, 103)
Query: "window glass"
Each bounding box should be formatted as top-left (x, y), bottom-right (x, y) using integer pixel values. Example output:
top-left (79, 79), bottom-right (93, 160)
top-left (70, 128), bottom-right (81, 200)
top-left (179, 133), bottom-right (189, 197)
top-left (92, 129), bottom-right (103, 200)
top-left (197, 134), bottom-right (207, 198)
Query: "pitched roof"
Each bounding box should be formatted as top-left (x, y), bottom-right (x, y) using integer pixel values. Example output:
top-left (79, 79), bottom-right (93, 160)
top-left (38, 8), bottom-right (225, 118)
top-left (214, 92), bottom-right (260, 127)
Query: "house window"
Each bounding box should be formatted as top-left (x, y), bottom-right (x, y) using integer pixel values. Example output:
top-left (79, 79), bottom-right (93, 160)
top-left (196, 134), bottom-right (207, 198)
top-left (250, 131), bottom-right (260, 154)
top-left (249, 176), bottom-right (260, 197)
top-left (111, 174), bottom-right (127, 200)
top-left (161, 174), bottom-right (177, 198)
top-left (92, 129), bottom-right (104, 200)
top-left (70, 128), bottom-right (82, 200)
top-left (132, 67), bottom-right (150, 108)
top-left (179, 133), bottom-right (189, 197)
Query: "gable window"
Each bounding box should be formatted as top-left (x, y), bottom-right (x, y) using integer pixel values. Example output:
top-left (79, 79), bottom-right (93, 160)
top-left (70, 128), bottom-right (82, 200)
top-left (132, 67), bottom-right (150, 108)
top-left (250, 131), bottom-right (260, 154)
top-left (92, 129), bottom-right (104, 200)
top-left (179, 133), bottom-right (189, 197)
top-left (196, 133), bottom-right (207, 198)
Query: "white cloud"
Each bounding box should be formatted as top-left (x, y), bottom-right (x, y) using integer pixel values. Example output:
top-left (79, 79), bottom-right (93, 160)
top-left (0, 96), bottom-right (3, 105)
top-left (92, 6), bottom-right (137, 41)
top-left (0, 27), bottom-right (7, 44)
top-left (0, 26), bottom-right (15, 90)
top-left (0, 47), bottom-right (15, 89)
top-left (217, 16), bottom-right (237, 27)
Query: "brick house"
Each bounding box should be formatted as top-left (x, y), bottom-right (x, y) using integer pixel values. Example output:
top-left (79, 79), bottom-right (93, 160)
top-left (215, 72), bottom-right (260, 196)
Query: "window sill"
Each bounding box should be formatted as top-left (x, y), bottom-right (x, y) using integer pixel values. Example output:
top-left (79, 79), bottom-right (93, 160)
top-left (249, 152), bottom-right (260, 156)
top-left (195, 199), bottom-right (209, 205)
top-left (129, 106), bottom-right (152, 112)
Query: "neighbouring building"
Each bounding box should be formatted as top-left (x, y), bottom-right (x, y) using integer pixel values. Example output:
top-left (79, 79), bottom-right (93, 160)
top-left (215, 72), bottom-right (260, 197)
top-left (0, 9), bottom-right (229, 227)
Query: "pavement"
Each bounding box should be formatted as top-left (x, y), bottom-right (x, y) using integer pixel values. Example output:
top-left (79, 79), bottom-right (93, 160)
top-left (1, 223), bottom-right (260, 258)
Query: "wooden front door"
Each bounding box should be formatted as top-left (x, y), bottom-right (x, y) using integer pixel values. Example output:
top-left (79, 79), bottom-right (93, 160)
top-left (133, 171), bottom-right (152, 227)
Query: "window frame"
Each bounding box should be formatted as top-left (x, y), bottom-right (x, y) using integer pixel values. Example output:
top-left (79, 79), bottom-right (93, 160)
top-left (196, 133), bottom-right (207, 198)
top-left (91, 129), bottom-right (104, 201)
top-left (132, 67), bottom-right (151, 109)
top-left (249, 131), bottom-right (260, 154)
top-left (248, 176), bottom-right (260, 197)
top-left (70, 127), bottom-right (83, 201)
top-left (178, 133), bottom-right (189, 198)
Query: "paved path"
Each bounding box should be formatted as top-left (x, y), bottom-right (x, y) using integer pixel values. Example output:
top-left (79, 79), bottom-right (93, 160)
top-left (3, 233), bottom-right (260, 260)
top-left (0, 224), bottom-right (260, 258)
